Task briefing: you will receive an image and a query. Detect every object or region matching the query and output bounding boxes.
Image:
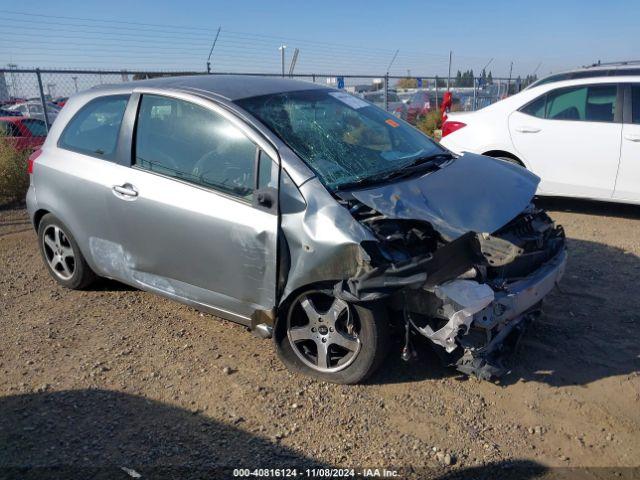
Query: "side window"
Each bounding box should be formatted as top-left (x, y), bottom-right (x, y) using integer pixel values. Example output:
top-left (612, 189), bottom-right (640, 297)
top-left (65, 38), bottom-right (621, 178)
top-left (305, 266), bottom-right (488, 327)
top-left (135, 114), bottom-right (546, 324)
top-left (545, 86), bottom-right (586, 120)
top-left (545, 85), bottom-right (617, 122)
top-left (21, 119), bottom-right (47, 137)
top-left (520, 95), bottom-right (546, 118)
top-left (134, 94), bottom-right (257, 201)
top-left (58, 95), bottom-right (129, 159)
top-left (584, 85), bottom-right (617, 122)
top-left (257, 151), bottom-right (278, 190)
top-left (631, 85), bottom-right (640, 124)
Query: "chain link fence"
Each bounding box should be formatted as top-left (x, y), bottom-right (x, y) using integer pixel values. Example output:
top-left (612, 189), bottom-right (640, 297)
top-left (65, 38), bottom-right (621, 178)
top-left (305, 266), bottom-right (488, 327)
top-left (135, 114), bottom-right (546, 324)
top-left (1, 68), bottom-right (523, 132)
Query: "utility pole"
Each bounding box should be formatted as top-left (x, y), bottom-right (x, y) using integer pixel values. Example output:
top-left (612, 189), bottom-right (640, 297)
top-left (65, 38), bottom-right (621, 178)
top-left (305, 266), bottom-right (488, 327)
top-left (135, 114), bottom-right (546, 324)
top-left (288, 48), bottom-right (299, 76)
top-left (508, 61), bottom-right (513, 95)
top-left (206, 26), bottom-right (221, 74)
top-left (72, 76), bottom-right (78, 92)
top-left (385, 49), bottom-right (399, 112)
top-left (279, 45), bottom-right (287, 77)
top-left (447, 50), bottom-right (452, 91)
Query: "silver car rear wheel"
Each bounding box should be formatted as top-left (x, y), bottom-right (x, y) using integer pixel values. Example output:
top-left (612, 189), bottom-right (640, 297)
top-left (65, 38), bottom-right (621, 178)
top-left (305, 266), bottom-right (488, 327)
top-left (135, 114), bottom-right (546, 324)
top-left (287, 290), bottom-right (362, 373)
top-left (42, 225), bottom-right (76, 280)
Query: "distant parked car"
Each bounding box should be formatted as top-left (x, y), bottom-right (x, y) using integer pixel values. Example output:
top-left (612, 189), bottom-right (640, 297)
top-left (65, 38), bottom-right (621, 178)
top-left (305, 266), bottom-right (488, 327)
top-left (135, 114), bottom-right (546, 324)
top-left (0, 116), bottom-right (47, 150)
top-left (5, 101), bottom-right (60, 123)
top-left (363, 91), bottom-right (407, 119)
top-left (0, 107), bottom-right (22, 117)
top-left (407, 91), bottom-right (437, 124)
top-left (52, 97), bottom-right (69, 108)
top-left (440, 65), bottom-right (640, 204)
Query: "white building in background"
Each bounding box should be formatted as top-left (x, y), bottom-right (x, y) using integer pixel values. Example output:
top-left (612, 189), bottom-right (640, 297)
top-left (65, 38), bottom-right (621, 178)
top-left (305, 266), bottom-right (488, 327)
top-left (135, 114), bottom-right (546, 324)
top-left (0, 74), bottom-right (9, 103)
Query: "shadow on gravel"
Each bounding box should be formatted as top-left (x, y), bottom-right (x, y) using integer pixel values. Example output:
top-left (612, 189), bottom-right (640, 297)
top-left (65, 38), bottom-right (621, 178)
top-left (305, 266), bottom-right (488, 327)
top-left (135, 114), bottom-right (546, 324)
top-left (369, 236), bottom-right (640, 388)
top-left (0, 389), bottom-right (327, 479)
top-left (434, 460), bottom-right (546, 479)
top-left (536, 196), bottom-right (640, 219)
top-left (87, 278), bottom-right (137, 292)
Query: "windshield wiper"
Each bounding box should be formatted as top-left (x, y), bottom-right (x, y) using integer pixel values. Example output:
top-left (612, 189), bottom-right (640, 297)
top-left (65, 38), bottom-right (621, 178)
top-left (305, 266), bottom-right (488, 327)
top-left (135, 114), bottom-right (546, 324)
top-left (372, 151), bottom-right (455, 182)
top-left (334, 151), bottom-right (455, 191)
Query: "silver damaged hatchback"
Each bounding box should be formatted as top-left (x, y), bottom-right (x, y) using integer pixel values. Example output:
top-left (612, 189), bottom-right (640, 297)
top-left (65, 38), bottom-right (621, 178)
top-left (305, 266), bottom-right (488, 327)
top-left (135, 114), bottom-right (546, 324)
top-left (27, 75), bottom-right (567, 384)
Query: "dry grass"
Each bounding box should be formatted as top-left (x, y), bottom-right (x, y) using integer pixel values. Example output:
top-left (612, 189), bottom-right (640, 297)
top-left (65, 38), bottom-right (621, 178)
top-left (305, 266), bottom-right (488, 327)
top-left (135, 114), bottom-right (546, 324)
top-left (416, 109), bottom-right (442, 139)
top-left (0, 136), bottom-right (30, 206)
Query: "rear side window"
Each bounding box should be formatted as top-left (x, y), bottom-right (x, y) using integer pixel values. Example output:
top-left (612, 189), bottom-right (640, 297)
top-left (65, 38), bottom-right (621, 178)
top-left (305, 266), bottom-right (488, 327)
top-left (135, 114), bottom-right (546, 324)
top-left (631, 85), bottom-right (640, 124)
top-left (545, 85), bottom-right (616, 122)
top-left (134, 94), bottom-right (257, 201)
top-left (58, 95), bottom-right (129, 159)
top-left (520, 95), bottom-right (546, 118)
top-left (21, 119), bottom-right (47, 137)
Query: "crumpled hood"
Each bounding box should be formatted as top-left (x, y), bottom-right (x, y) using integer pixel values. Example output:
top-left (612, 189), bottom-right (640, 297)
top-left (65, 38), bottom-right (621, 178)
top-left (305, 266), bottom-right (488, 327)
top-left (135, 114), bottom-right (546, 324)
top-left (350, 152), bottom-right (540, 241)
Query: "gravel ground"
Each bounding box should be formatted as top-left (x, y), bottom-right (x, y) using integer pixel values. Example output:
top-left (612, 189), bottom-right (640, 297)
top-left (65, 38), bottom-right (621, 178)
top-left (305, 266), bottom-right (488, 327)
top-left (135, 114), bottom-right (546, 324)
top-left (1, 199), bottom-right (639, 479)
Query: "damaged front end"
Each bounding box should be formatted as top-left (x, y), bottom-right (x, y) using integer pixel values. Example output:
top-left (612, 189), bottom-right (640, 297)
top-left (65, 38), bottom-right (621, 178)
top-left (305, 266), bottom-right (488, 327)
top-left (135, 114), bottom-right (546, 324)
top-left (326, 155), bottom-right (567, 380)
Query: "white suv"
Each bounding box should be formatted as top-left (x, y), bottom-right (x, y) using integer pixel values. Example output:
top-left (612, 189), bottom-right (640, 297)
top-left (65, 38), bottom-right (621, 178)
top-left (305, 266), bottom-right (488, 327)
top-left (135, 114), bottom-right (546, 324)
top-left (440, 64), bottom-right (640, 204)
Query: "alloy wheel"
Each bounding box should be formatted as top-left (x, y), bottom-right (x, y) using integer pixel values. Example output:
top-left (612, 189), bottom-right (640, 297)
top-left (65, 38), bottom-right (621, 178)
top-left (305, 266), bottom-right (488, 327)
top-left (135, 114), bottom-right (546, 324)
top-left (287, 290), bottom-right (361, 373)
top-left (42, 225), bottom-right (76, 280)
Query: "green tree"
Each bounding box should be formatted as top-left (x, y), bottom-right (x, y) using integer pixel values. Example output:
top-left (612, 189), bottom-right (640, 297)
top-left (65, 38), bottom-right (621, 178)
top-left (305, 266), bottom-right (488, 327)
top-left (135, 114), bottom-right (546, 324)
top-left (396, 77), bottom-right (418, 89)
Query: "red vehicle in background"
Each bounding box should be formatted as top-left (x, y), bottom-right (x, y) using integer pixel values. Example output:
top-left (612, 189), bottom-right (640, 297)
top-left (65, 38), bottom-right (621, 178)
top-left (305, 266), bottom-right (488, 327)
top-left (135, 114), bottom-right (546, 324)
top-left (406, 91), bottom-right (436, 124)
top-left (52, 97), bottom-right (68, 107)
top-left (406, 91), bottom-right (461, 124)
top-left (0, 116), bottom-right (47, 151)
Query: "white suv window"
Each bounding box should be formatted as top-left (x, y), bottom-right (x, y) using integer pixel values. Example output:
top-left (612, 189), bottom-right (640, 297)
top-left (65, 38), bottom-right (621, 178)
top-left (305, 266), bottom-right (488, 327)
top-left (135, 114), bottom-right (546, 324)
top-left (631, 85), bottom-right (640, 124)
top-left (520, 85), bottom-right (617, 123)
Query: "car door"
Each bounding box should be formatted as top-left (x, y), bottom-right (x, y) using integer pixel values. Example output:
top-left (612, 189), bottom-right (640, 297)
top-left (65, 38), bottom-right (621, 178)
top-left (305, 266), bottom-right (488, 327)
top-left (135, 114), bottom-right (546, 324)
top-left (508, 83), bottom-right (622, 200)
top-left (106, 91), bottom-right (279, 324)
top-left (613, 84), bottom-right (640, 202)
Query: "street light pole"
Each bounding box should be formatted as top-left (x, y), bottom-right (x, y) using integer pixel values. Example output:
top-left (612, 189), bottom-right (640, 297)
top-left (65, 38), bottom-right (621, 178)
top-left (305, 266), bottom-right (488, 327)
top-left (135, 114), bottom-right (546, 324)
top-left (279, 45), bottom-right (287, 77)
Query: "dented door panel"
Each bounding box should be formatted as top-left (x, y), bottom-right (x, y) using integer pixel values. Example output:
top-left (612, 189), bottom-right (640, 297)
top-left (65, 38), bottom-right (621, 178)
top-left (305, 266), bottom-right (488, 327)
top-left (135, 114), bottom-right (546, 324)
top-left (105, 167), bottom-right (278, 324)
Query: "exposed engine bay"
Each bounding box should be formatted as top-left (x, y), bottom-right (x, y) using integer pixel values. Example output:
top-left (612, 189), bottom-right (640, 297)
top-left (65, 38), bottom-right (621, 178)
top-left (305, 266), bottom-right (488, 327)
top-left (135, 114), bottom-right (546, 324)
top-left (274, 153), bottom-right (567, 381)
top-left (335, 196), bottom-right (566, 379)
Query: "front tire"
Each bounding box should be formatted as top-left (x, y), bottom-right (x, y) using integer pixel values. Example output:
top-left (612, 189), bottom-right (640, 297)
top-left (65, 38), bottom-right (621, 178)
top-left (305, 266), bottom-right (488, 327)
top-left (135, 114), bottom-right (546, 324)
top-left (275, 289), bottom-right (389, 384)
top-left (38, 213), bottom-right (96, 290)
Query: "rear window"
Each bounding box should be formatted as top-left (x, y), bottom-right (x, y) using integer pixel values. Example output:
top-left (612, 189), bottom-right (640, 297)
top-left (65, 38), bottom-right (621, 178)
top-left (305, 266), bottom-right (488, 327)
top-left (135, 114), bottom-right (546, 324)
top-left (58, 95), bottom-right (129, 159)
top-left (21, 119), bottom-right (47, 137)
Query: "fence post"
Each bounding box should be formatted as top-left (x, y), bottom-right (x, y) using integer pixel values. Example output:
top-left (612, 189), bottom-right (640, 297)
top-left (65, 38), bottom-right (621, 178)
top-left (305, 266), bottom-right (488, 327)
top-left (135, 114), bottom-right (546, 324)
top-left (473, 77), bottom-right (477, 111)
top-left (35, 68), bottom-right (50, 133)
top-left (384, 73), bottom-right (389, 112)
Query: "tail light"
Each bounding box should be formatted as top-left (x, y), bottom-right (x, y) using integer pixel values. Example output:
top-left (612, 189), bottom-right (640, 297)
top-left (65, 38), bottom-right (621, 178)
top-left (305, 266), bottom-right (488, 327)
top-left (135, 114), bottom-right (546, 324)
top-left (442, 121), bottom-right (466, 138)
top-left (27, 148), bottom-right (42, 174)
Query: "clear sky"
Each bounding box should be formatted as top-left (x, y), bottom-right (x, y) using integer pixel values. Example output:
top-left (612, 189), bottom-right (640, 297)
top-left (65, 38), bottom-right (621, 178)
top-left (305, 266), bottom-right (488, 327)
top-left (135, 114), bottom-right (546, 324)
top-left (1, 0), bottom-right (638, 77)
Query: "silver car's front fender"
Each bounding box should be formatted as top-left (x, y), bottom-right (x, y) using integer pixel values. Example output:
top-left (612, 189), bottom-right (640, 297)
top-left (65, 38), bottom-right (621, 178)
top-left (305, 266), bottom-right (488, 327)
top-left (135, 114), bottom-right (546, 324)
top-left (278, 175), bottom-right (376, 304)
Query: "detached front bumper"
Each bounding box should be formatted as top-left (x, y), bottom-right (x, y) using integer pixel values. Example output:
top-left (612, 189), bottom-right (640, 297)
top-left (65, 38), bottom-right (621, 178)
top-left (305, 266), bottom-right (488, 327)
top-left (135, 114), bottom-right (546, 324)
top-left (415, 247), bottom-right (567, 379)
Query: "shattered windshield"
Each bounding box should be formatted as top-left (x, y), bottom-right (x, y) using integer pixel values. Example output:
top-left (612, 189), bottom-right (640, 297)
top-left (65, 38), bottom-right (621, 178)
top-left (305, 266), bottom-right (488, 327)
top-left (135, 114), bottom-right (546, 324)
top-left (236, 89), bottom-right (444, 190)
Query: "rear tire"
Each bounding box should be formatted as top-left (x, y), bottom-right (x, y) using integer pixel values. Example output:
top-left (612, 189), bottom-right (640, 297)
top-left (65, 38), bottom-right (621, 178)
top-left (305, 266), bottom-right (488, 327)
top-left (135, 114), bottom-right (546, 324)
top-left (38, 213), bottom-right (97, 290)
top-left (275, 289), bottom-right (389, 384)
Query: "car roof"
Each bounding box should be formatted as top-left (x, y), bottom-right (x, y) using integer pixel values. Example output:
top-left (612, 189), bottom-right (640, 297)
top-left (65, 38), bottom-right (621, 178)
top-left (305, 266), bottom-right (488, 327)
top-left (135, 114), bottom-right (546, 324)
top-left (528, 64), bottom-right (640, 89)
top-left (92, 74), bottom-right (330, 101)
